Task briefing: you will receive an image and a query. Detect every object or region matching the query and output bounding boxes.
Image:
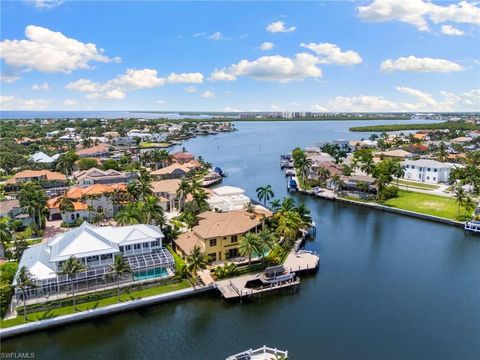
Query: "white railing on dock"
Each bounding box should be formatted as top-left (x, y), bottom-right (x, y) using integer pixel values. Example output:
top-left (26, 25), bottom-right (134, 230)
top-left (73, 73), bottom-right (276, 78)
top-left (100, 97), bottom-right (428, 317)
top-left (226, 345), bottom-right (288, 360)
top-left (465, 221), bottom-right (480, 233)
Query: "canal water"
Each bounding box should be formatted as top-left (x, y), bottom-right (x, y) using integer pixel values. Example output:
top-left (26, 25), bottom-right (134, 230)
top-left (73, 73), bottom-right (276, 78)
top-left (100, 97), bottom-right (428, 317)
top-left (3, 121), bottom-right (479, 359)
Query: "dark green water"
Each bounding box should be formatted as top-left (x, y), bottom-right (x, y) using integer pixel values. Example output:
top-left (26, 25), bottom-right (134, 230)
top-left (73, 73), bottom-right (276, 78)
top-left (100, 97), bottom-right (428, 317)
top-left (3, 121), bottom-right (479, 359)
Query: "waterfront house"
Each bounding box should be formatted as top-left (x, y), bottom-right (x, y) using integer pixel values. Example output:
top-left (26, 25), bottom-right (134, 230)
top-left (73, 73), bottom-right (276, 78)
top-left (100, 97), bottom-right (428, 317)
top-left (307, 161), bottom-right (342, 181)
top-left (73, 167), bottom-right (137, 187)
top-left (171, 152), bottom-right (195, 164)
top-left (5, 170), bottom-right (67, 191)
top-left (206, 186), bottom-right (253, 212)
top-left (174, 209), bottom-right (271, 262)
top-left (75, 143), bottom-right (110, 158)
top-left (14, 222), bottom-right (174, 301)
top-left (402, 159), bottom-right (457, 184)
top-left (150, 163), bottom-right (193, 180)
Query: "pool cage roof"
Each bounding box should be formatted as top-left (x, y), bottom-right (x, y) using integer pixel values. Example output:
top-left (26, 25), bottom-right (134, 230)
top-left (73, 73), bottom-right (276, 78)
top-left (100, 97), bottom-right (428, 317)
top-left (125, 248), bottom-right (175, 271)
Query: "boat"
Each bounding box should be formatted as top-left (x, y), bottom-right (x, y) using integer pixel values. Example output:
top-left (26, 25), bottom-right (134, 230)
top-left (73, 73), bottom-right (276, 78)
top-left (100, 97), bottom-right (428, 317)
top-left (260, 265), bottom-right (295, 284)
top-left (285, 169), bottom-right (295, 176)
top-left (214, 166), bottom-right (228, 177)
top-left (226, 345), bottom-right (288, 360)
top-left (287, 178), bottom-right (298, 192)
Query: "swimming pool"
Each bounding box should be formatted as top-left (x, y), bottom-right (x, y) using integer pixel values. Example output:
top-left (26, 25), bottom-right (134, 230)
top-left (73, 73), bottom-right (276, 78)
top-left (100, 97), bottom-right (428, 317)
top-left (133, 267), bottom-right (169, 281)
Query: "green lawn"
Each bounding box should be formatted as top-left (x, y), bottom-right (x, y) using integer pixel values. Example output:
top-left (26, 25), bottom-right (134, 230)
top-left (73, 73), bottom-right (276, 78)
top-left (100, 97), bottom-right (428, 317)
top-left (384, 190), bottom-right (464, 220)
top-left (1, 280), bottom-right (190, 329)
top-left (395, 179), bottom-right (440, 190)
top-left (139, 142), bottom-right (171, 148)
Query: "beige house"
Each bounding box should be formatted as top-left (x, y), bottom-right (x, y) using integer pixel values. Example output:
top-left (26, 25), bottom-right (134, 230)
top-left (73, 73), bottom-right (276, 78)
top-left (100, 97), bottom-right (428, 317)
top-left (174, 210), bottom-right (271, 262)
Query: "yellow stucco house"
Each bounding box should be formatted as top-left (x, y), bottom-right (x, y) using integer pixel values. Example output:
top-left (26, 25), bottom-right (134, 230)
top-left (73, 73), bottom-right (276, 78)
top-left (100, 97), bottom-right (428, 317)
top-left (174, 209), bottom-right (271, 262)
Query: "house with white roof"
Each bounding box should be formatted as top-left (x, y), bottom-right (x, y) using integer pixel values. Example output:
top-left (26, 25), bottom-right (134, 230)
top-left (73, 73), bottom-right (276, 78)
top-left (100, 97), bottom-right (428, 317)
top-left (402, 159), bottom-right (459, 184)
top-left (207, 186), bottom-right (252, 212)
top-left (29, 151), bottom-right (60, 164)
top-left (15, 222), bottom-right (174, 301)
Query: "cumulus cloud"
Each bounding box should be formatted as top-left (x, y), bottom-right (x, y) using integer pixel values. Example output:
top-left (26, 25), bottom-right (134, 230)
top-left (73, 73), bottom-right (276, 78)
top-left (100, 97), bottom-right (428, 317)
top-left (380, 56), bottom-right (463, 72)
top-left (301, 42), bottom-right (363, 65)
top-left (0, 95), bottom-right (49, 110)
top-left (357, 0), bottom-right (480, 32)
top-left (312, 87), bottom-right (480, 112)
top-left (440, 24), bottom-right (465, 36)
top-left (32, 82), bottom-right (50, 90)
top-left (0, 25), bottom-right (120, 73)
top-left (25, 0), bottom-right (63, 9)
top-left (0, 74), bottom-right (20, 83)
top-left (202, 90), bottom-right (215, 98)
top-left (266, 21), bottom-right (296, 33)
top-left (66, 68), bottom-right (204, 99)
top-left (209, 53), bottom-right (322, 82)
top-left (259, 42), bottom-right (275, 51)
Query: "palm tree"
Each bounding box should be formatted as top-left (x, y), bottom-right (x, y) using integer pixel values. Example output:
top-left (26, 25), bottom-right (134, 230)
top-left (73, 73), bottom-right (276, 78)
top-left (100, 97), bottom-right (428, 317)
top-left (437, 142), bottom-right (448, 162)
top-left (108, 255), bottom-right (131, 300)
top-left (316, 167), bottom-right (331, 186)
top-left (56, 195), bottom-right (75, 214)
top-left (59, 256), bottom-right (86, 311)
top-left (186, 245), bottom-right (208, 277)
top-left (16, 266), bottom-right (36, 321)
top-left (239, 232), bottom-right (262, 265)
top-left (116, 203), bottom-right (142, 225)
top-left (295, 203), bottom-right (312, 230)
top-left (138, 169), bottom-right (153, 200)
top-left (269, 199), bottom-right (281, 212)
top-left (279, 197), bottom-right (296, 213)
top-left (276, 210), bottom-right (302, 247)
top-left (374, 174), bottom-right (391, 201)
top-left (360, 157), bottom-right (375, 176)
top-left (55, 151), bottom-right (78, 177)
top-left (176, 179), bottom-right (192, 200)
top-left (244, 201), bottom-right (256, 213)
top-left (190, 178), bottom-right (203, 196)
top-left (393, 162), bottom-right (405, 186)
top-left (257, 228), bottom-right (277, 262)
top-left (454, 186), bottom-right (466, 217)
top-left (256, 185), bottom-right (275, 206)
top-left (143, 195), bottom-right (164, 225)
top-left (18, 182), bottom-right (47, 230)
top-left (331, 174), bottom-right (342, 193)
top-left (0, 216), bottom-right (13, 251)
top-left (126, 181), bottom-right (142, 201)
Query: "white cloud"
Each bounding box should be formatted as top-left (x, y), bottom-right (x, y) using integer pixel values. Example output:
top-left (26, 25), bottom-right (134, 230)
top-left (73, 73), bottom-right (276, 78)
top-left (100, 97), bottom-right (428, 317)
top-left (193, 32), bottom-right (207, 38)
top-left (202, 90), bottom-right (215, 98)
top-left (0, 74), bottom-right (20, 83)
top-left (266, 21), bottom-right (296, 33)
top-left (63, 99), bottom-right (77, 106)
top-left (31, 82), bottom-right (50, 90)
top-left (440, 24), bottom-right (465, 36)
top-left (25, 0), bottom-right (63, 9)
top-left (301, 42), bottom-right (363, 65)
top-left (185, 86), bottom-right (197, 93)
top-left (0, 25), bottom-right (120, 73)
top-left (380, 56), bottom-right (463, 72)
top-left (209, 53), bottom-right (322, 82)
top-left (0, 95), bottom-right (49, 110)
top-left (209, 32), bottom-right (224, 41)
top-left (357, 0), bottom-right (480, 32)
top-left (259, 42), bottom-right (275, 51)
top-left (166, 72), bottom-right (203, 83)
top-left (66, 68), bottom-right (204, 99)
top-left (312, 86), bottom-right (480, 112)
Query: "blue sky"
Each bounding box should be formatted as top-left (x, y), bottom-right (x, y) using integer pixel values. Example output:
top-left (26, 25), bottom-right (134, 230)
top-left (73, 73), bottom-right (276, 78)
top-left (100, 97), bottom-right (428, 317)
top-left (1, 0), bottom-right (479, 112)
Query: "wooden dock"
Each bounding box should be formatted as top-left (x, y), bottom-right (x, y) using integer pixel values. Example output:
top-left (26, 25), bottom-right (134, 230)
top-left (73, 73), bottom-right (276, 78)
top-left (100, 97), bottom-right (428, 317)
top-left (284, 250), bottom-right (320, 274)
top-left (216, 273), bottom-right (300, 300)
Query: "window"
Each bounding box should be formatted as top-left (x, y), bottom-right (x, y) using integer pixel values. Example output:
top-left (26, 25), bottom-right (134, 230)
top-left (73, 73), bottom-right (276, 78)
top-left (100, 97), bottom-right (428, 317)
top-left (71, 214), bottom-right (75, 220)
top-left (433, 177), bottom-right (436, 181)
top-left (209, 239), bottom-right (217, 247)
top-left (231, 235), bottom-right (238, 243)
top-left (427, 176), bottom-right (430, 180)
top-left (427, 168), bottom-right (431, 171)
top-left (143, 242), bottom-right (149, 248)
top-left (151, 240), bottom-right (159, 247)
top-left (126, 245), bottom-right (131, 250)
top-left (434, 169), bottom-right (437, 172)
top-left (134, 244), bottom-right (141, 250)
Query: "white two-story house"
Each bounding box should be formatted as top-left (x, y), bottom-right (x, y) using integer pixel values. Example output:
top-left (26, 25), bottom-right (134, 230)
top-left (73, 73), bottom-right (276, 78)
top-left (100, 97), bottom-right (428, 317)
top-left (15, 222), bottom-right (174, 301)
top-left (402, 159), bottom-right (456, 184)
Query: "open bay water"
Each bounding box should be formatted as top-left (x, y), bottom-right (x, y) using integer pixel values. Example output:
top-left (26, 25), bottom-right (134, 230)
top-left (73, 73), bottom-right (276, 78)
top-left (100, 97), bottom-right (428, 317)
top-left (2, 120), bottom-right (479, 360)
